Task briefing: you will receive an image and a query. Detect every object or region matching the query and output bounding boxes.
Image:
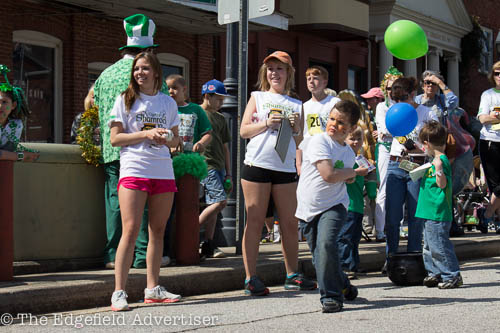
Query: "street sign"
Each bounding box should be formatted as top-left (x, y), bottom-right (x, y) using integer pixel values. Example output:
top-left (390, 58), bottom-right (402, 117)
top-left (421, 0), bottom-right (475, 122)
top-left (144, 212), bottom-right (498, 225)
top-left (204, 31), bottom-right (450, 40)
top-left (217, 0), bottom-right (274, 25)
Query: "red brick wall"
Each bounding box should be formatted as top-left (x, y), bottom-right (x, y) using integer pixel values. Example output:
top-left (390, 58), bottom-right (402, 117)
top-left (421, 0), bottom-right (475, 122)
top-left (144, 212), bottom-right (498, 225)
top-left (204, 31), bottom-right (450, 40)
top-left (1, 0), bottom-right (216, 142)
top-left (462, 0), bottom-right (500, 116)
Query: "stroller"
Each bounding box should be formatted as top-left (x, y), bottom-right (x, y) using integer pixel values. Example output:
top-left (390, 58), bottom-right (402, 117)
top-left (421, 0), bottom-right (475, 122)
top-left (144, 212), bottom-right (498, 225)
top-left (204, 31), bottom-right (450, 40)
top-left (453, 156), bottom-right (491, 233)
top-left (454, 187), bottom-right (490, 233)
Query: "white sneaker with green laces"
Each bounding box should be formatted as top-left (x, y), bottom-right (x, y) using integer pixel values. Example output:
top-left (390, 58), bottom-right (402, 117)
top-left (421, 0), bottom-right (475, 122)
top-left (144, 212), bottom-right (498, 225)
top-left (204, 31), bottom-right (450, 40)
top-left (111, 290), bottom-right (129, 311)
top-left (144, 285), bottom-right (181, 304)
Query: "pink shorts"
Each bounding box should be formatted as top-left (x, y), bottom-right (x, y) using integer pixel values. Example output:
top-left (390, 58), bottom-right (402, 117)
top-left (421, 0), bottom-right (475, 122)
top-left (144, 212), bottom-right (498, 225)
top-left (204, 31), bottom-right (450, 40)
top-left (118, 177), bottom-right (178, 195)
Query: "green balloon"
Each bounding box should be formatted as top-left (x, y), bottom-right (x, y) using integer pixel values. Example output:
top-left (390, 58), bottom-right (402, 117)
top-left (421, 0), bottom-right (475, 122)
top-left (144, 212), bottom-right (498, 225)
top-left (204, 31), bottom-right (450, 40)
top-left (384, 20), bottom-right (428, 60)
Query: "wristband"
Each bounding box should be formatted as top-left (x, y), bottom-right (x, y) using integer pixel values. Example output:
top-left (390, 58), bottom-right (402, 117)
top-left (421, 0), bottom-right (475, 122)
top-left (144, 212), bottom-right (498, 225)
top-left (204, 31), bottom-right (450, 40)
top-left (17, 151), bottom-right (24, 161)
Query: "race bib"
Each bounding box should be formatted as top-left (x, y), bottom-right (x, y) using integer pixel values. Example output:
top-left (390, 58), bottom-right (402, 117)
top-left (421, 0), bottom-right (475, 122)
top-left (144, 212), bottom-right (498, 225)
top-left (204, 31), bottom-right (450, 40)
top-left (306, 113), bottom-right (323, 135)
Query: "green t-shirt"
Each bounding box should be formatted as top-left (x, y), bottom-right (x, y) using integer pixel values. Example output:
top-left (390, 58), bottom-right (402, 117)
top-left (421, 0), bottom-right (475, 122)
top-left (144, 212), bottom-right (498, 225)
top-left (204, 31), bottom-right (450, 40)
top-left (203, 109), bottom-right (230, 171)
top-left (178, 102), bottom-right (212, 152)
top-left (94, 57), bottom-right (169, 164)
top-left (415, 155), bottom-right (453, 222)
top-left (346, 163), bottom-right (365, 214)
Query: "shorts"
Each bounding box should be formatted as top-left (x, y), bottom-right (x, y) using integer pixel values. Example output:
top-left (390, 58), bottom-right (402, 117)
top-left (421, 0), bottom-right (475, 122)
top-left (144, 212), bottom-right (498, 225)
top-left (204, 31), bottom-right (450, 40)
top-left (479, 139), bottom-right (500, 197)
top-left (241, 164), bottom-right (298, 184)
top-left (118, 177), bottom-right (177, 195)
top-left (201, 169), bottom-right (227, 205)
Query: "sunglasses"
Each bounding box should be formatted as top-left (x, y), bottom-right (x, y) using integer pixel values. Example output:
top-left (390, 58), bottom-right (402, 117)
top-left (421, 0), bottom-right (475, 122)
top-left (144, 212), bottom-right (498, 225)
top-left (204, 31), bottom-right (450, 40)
top-left (386, 87), bottom-right (392, 91)
top-left (494, 72), bottom-right (500, 77)
top-left (424, 81), bottom-right (437, 86)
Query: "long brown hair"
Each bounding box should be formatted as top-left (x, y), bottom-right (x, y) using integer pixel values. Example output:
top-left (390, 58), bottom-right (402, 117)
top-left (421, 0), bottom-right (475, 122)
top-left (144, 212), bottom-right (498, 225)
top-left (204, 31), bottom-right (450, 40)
top-left (256, 60), bottom-right (295, 96)
top-left (391, 77), bottom-right (418, 103)
top-left (123, 52), bottom-right (163, 112)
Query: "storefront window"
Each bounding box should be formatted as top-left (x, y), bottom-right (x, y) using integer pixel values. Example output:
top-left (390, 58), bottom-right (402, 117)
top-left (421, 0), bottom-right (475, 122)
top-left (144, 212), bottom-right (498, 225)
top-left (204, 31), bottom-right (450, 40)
top-left (13, 42), bottom-right (55, 142)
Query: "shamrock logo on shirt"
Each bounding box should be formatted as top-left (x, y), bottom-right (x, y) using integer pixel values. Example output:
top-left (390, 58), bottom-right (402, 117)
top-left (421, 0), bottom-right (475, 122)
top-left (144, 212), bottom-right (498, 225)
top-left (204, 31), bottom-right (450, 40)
top-left (334, 160), bottom-right (344, 169)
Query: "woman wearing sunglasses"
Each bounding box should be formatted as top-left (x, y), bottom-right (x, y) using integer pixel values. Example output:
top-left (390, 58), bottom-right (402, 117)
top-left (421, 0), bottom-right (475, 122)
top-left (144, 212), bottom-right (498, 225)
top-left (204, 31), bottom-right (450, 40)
top-left (477, 61), bottom-right (500, 233)
top-left (415, 70), bottom-right (458, 116)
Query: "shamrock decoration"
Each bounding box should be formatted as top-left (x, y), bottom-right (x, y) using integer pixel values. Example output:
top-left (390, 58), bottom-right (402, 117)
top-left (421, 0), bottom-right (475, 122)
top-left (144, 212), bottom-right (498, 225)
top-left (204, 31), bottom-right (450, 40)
top-left (334, 160), bottom-right (344, 169)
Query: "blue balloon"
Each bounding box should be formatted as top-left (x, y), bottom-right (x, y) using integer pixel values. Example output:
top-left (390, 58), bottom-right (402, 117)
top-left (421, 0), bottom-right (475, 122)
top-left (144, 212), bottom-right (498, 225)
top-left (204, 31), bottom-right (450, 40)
top-left (386, 103), bottom-right (418, 137)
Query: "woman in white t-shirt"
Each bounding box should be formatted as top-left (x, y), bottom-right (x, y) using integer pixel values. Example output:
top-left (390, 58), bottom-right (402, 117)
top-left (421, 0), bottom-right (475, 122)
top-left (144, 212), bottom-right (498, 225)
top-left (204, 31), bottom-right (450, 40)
top-left (239, 51), bottom-right (316, 296)
top-left (384, 77), bottom-right (437, 268)
top-left (108, 52), bottom-right (181, 311)
top-left (477, 60), bottom-right (500, 232)
top-left (374, 67), bottom-right (403, 242)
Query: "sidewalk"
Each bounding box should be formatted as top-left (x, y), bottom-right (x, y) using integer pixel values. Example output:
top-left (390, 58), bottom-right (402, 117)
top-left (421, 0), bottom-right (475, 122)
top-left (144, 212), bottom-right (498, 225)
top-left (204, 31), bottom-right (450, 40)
top-left (1, 232), bottom-right (499, 316)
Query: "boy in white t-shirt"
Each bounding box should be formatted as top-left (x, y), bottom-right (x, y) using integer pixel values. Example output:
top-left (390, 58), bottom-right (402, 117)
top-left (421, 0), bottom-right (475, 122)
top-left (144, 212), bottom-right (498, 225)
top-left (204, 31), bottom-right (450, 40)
top-left (296, 100), bottom-right (368, 313)
top-left (297, 66), bottom-right (340, 174)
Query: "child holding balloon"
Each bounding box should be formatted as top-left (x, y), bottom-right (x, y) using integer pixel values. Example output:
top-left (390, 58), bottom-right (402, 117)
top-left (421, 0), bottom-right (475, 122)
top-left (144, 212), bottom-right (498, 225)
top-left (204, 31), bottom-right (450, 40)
top-left (416, 120), bottom-right (462, 289)
top-left (383, 77), bottom-right (437, 268)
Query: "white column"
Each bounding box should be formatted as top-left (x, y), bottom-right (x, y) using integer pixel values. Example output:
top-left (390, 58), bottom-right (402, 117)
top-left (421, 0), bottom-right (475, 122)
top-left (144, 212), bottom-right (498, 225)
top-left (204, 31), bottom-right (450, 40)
top-left (427, 47), bottom-right (441, 71)
top-left (446, 54), bottom-right (460, 98)
top-left (404, 59), bottom-right (417, 78)
top-left (379, 41), bottom-right (393, 82)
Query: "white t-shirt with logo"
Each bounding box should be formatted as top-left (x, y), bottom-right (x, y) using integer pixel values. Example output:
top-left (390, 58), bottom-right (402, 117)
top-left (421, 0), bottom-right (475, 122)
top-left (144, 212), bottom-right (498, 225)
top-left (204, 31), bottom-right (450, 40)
top-left (244, 91), bottom-right (302, 172)
top-left (375, 101), bottom-right (393, 143)
top-left (303, 95), bottom-right (340, 138)
top-left (295, 132), bottom-right (355, 222)
top-left (389, 104), bottom-right (437, 157)
top-left (478, 88), bottom-right (500, 142)
top-left (109, 92), bottom-right (180, 180)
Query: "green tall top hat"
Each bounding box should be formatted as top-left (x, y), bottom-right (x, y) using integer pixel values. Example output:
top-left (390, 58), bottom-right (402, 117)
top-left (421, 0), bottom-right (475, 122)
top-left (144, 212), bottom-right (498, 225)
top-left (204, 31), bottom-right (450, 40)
top-left (119, 14), bottom-right (159, 51)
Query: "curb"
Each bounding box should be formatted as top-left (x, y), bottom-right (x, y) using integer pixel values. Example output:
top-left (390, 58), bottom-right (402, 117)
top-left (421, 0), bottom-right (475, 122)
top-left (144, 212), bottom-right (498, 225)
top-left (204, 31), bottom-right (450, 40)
top-left (2, 235), bottom-right (499, 316)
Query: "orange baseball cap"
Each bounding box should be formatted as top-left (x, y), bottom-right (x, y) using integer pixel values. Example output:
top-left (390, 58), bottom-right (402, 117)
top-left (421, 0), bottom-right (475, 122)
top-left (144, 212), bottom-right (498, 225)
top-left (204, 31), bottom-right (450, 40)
top-left (263, 51), bottom-right (292, 66)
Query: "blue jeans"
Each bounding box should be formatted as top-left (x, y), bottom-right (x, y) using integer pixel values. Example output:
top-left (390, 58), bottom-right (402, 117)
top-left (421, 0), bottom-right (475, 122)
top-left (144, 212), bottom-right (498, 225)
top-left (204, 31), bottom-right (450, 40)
top-left (201, 169), bottom-right (227, 204)
top-left (385, 160), bottom-right (423, 256)
top-left (299, 204), bottom-right (351, 305)
top-left (451, 149), bottom-right (473, 196)
top-left (422, 219), bottom-right (460, 281)
top-left (339, 211), bottom-right (363, 272)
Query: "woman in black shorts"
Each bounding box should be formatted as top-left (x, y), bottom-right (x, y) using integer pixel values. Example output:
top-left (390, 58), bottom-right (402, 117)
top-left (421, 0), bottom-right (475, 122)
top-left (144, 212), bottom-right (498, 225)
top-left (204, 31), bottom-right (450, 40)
top-left (239, 51), bottom-right (316, 295)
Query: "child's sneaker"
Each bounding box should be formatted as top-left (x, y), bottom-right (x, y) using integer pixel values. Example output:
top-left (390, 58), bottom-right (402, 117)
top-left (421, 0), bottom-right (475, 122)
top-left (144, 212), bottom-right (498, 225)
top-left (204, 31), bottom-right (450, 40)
top-left (212, 247), bottom-right (226, 258)
top-left (144, 285), bottom-right (181, 303)
top-left (284, 273), bottom-right (317, 290)
top-left (244, 276), bottom-right (270, 296)
top-left (111, 290), bottom-right (129, 311)
top-left (321, 300), bottom-right (343, 313)
top-left (261, 232), bottom-right (273, 243)
top-left (438, 275), bottom-right (463, 289)
top-left (423, 275), bottom-right (440, 288)
top-left (342, 284), bottom-right (358, 301)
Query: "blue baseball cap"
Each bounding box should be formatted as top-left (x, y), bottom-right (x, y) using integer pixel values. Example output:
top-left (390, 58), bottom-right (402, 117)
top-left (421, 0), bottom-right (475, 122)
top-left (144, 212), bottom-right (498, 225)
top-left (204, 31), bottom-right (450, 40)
top-left (201, 79), bottom-right (230, 96)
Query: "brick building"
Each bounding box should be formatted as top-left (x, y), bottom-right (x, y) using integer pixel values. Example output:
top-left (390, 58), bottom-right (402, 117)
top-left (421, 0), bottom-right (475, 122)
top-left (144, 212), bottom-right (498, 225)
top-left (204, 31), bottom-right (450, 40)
top-left (1, 0), bottom-right (216, 143)
top-left (1, 0), bottom-right (371, 144)
top-left (461, 0), bottom-right (500, 116)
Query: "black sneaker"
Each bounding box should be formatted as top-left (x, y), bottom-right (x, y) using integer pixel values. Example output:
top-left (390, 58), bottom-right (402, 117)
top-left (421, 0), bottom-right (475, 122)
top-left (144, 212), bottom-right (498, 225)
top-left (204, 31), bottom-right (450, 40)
top-left (284, 273), bottom-right (317, 291)
top-left (200, 240), bottom-right (214, 258)
top-left (423, 275), bottom-right (440, 288)
top-left (322, 300), bottom-right (343, 313)
top-left (438, 275), bottom-right (463, 289)
top-left (343, 284), bottom-right (358, 301)
top-left (244, 276), bottom-right (270, 296)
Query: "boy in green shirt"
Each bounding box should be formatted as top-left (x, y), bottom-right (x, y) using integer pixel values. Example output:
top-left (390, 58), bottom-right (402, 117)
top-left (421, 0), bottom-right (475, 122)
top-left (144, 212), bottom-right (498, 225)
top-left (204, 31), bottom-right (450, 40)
top-left (199, 79), bottom-right (232, 259)
top-left (339, 127), bottom-right (376, 278)
top-left (166, 74), bottom-right (212, 152)
top-left (416, 120), bottom-right (462, 289)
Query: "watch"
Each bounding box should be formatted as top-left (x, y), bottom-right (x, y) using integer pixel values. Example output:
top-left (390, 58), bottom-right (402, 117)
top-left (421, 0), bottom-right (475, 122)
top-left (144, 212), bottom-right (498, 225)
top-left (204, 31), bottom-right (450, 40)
top-left (442, 85), bottom-right (449, 91)
top-left (435, 170), bottom-right (443, 177)
top-left (17, 152), bottom-right (24, 161)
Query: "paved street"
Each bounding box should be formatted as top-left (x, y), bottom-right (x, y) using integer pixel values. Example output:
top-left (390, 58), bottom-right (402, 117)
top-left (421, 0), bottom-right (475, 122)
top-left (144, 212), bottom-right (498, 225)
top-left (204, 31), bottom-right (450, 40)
top-left (2, 256), bottom-right (500, 332)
